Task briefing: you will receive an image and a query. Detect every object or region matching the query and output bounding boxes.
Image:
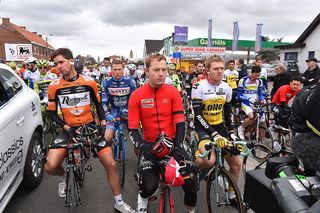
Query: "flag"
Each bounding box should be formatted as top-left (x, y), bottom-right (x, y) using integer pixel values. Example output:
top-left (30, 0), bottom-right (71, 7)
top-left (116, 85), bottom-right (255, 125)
top-left (232, 21), bottom-right (240, 52)
top-left (255, 23), bottom-right (263, 52)
top-left (208, 19), bottom-right (213, 47)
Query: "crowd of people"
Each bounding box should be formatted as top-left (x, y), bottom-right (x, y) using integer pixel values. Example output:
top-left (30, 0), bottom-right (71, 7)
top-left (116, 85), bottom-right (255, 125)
top-left (2, 48), bottom-right (320, 212)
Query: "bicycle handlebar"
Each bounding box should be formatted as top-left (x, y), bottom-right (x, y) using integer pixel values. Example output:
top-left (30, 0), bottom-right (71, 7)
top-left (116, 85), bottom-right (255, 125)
top-left (195, 139), bottom-right (251, 158)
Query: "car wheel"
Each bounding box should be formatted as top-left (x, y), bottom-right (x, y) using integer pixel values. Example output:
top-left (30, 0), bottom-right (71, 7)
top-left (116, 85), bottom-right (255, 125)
top-left (21, 131), bottom-right (45, 190)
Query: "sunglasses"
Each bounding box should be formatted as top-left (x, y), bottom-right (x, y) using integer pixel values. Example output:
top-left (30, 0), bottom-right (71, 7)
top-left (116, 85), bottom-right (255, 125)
top-left (38, 67), bottom-right (47, 69)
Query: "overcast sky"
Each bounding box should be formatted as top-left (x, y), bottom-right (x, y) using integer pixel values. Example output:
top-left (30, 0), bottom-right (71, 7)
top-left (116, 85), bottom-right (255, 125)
top-left (1, 0), bottom-right (319, 60)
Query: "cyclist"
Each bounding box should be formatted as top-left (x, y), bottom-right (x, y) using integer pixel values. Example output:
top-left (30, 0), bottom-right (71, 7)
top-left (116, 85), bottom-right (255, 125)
top-left (185, 61), bottom-right (205, 98)
top-left (7, 61), bottom-right (18, 74)
top-left (101, 59), bottom-right (136, 147)
top-left (83, 64), bottom-right (100, 81)
top-left (237, 65), bottom-right (266, 139)
top-left (255, 57), bottom-right (268, 91)
top-left (271, 75), bottom-right (302, 129)
top-left (34, 59), bottom-right (58, 102)
top-left (23, 56), bottom-right (40, 88)
top-left (191, 55), bottom-right (239, 184)
top-left (223, 60), bottom-right (239, 106)
top-left (100, 57), bottom-right (112, 78)
top-left (237, 58), bottom-right (248, 80)
top-left (127, 63), bottom-right (140, 87)
top-left (165, 63), bottom-right (181, 92)
top-left (128, 53), bottom-right (198, 213)
top-left (45, 48), bottom-right (135, 213)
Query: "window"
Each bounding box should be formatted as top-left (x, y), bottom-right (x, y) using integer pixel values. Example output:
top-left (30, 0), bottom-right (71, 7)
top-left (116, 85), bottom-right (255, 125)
top-left (284, 52), bottom-right (298, 61)
top-left (0, 69), bottom-right (23, 105)
top-left (308, 51), bottom-right (315, 59)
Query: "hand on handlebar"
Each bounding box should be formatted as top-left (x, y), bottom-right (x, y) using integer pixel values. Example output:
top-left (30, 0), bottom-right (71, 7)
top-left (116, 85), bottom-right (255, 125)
top-left (212, 133), bottom-right (229, 148)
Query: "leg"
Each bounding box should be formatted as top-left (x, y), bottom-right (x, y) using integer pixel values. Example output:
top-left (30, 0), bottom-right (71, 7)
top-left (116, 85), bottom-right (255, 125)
top-left (225, 155), bottom-right (241, 183)
top-left (44, 149), bottom-right (66, 176)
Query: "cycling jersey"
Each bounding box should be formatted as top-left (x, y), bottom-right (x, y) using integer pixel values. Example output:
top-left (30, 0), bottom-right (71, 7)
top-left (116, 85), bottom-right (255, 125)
top-left (128, 83), bottom-right (184, 142)
top-left (223, 69), bottom-right (239, 89)
top-left (34, 72), bottom-right (58, 101)
top-left (23, 69), bottom-right (41, 88)
top-left (191, 79), bottom-right (232, 126)
top-left (165, 74), bottom-right (181, 92)
top-left (82, 69), bottom-right (100, 81)
top-left (237, 76), bottom-right (265, 106)
top-left (260, 67), bottom-right (268, 90)
top-left (101, 77), bottom-right (136, 113)
top-left (48, 74), bottom-right (104, 127)
top-left (271, 85), bottom-right (300, 105)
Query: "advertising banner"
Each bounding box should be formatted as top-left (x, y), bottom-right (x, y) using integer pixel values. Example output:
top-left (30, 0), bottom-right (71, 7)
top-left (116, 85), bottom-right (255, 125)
top-left (176, 46), bottom-right (226, 59)
top-left (255, 23), bottom-right (263, 52)
top-left (232, 21), bottom-right (240, 52)
top-left (208, 19), bottom-right (213, 47)
top-left (174, 26), bottom-right (188, 45)
top-left (4, 43), bottom-right (33, 61)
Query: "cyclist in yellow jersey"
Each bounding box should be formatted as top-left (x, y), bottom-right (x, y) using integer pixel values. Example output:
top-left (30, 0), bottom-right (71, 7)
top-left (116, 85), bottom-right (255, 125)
top-left (223, 60), bottom-right (239, 106)
top-left (191, 55), bottom-right (240, 182)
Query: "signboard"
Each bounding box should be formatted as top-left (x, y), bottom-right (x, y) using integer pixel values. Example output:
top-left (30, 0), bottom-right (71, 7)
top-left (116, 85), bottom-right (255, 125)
top-left (176, 46), bottom-right (226, 59)
top-left (174, 26), bottom-right (188, 45)
top-left (4, 43), bottom-right (33, 61)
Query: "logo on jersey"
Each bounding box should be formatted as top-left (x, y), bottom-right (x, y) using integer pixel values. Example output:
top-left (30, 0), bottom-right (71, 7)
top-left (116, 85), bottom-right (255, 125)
top-left (59, 92), bottom-right (90, 107)
top-left (141, 99), bottom-right (154, 108)
top-left (108, 87), bottom-right (130, 96)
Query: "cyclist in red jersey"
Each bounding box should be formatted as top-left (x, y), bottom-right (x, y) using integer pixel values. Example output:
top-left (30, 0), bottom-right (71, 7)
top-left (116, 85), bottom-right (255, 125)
top-left (45, 48), bottom-right (134, 213)
top-left (271, 75), bottom-right (302, 128)
top-left (128, 53), bottom-right (198, 213)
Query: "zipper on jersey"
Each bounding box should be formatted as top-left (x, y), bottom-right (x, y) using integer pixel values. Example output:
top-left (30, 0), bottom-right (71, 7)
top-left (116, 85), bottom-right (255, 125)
top-left (154, 88), bottom-right (161, 133)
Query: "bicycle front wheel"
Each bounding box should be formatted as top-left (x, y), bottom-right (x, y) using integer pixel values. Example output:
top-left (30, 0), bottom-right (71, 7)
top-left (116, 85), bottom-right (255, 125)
top-left (114, 133), bottom-right (126, 187)
top-left (206, 168), bottom-right (244, 213)
top-left (242, 143), bottom-right (273, 176)
top-left (65, 167), bottom-right (82, 207)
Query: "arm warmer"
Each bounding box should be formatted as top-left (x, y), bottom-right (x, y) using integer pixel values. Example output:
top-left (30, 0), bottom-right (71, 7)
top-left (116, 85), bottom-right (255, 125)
top-left (192, 98), bottom-right (216, 135)
top-left (128, 128), bottom-right (143, 148)
top-left (175, 122), bottom-right (185, 148)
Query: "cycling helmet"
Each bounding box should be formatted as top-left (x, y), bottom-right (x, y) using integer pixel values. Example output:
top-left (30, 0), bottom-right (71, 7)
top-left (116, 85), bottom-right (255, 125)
top-left (127, 64), bottom-right (137, 71)
top-left (164, 157), bottom-right (185, 186)
top-left (36, 59), bottom-right (49, 68)
top-left (24, 56), bottom-right (37, 64)
top-left (7, 61), bottom-right (17, 70)
top-left (167, 63), bottom-right (176, 70)
top-left (74, 59), bottom-right (84, 73)
top-left (152, 135), bottom-right (174, 159)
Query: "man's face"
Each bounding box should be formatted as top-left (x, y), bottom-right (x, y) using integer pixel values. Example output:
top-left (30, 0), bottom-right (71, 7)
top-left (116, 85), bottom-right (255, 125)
top-left (112, 64), bottom-right (124, 80)
top-left (256, 59), bottom-right (263, 67)
top-left (27, 63), bottom-right (35, 71)
top-left (290, 80), bottom-right (302, 91)
top-left (168, 69), bottom-right (175, 75)
top-left (196, 63), bottom-right (204, 74)
top-left (250, 72), bottom-right (260, 81)
top-left (228, 62), bottom-right (235, 70)
top-left (38, 66), bottom-right (48, 75)
top-left (129, 69), bottom-right (135, 76)
top-left (53, 55), bottom-right (73, 76)
top-left (104, 60), bottom-right (110, 67)
top-left (88, 66), bottom-right (94, 72)
top-left (275, 66), bottom-right (284, 75)
top-left (146, 59), bottom-right (167, 88)
top-left (208, 61), bottom-right (224, 82)
top-left (307, 61), bottom-right (317, 69)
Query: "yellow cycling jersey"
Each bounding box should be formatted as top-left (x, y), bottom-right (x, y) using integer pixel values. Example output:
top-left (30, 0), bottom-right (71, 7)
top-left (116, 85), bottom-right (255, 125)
top-left (223, 69), bottom-right (239, 89)
top-left (191, 79), bottom-right (232, 125)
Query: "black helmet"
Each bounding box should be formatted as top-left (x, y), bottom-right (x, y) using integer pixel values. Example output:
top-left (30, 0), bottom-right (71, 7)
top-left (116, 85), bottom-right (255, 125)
top-left (74, 59), bottom-right (83, 73)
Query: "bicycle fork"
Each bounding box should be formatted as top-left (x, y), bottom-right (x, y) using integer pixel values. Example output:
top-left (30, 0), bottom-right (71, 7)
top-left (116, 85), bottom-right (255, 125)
top-left (159, 185), bottom-right (174, 213)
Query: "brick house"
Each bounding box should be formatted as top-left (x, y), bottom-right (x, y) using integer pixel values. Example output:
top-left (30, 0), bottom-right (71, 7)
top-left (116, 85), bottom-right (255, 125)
top-left (0, 18), bottom-right (55, 62)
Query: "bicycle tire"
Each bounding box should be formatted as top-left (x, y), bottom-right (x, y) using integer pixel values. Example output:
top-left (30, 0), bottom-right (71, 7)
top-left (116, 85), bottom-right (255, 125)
top-left (258, 125), bottom-right (274, 149)
top-left (162, 187), bottom-right (172, 213)
top-left (114, 133), bottom-right (126, 188)
top-left (206, 168), bottom-right (244, 213)
top-left (77, 146), bottom-right (90, 186)
top-left (65, 167), bottom-right (82, 207)
top-left (242, 143), bottom-right (273, 176)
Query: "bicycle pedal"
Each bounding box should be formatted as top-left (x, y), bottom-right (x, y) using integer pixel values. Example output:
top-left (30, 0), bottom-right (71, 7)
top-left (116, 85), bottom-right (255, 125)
top-left (86, 165), bottom-right (93, 172)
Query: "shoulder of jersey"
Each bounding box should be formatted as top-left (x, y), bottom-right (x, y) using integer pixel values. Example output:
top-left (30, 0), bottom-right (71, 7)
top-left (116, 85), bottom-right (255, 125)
top-left (193, 78), bottom-right (206, 88)
top-left (82, 74), bottom-right (94, 81)
top-left (49, 78), bottom-right (61, 85)
top-left (220, 81), bottom-right (231, 88)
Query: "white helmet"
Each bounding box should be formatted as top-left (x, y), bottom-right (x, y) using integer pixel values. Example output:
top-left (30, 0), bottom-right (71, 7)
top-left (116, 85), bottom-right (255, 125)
top-left (24, 56), bottom-right (38, 64)
top-left (127, 64), bottom-right (137, 71)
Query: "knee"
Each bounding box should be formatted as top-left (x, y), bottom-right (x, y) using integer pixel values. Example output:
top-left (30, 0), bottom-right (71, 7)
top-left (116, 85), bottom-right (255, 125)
top-left (44, 160), bottom-right (61, 175)
top-left (229, 159), bottom-right (241, 173)
top-left (248, 113), bottom-right (254, 119)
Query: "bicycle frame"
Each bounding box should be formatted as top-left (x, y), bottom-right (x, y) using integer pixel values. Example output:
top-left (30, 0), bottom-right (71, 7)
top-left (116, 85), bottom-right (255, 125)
top-left (114, 117), bottom-right (127, 162)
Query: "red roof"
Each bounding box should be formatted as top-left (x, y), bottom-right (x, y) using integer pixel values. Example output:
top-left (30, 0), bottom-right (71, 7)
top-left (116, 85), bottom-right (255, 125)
top-left (10, 23), bottom-right (54, 49)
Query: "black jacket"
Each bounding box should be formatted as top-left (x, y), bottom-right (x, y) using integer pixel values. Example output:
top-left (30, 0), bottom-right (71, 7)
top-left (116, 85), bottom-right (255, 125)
top-left (238, 64), bottom-right (248, 80)
top-left (301, 65), bottom-right (320, 87)
top-left (271, 71), bottom-right (292, 98)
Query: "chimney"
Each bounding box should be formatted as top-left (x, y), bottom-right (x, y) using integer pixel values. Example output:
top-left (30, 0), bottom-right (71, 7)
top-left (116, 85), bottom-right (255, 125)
top-left (20, 26), bottom-right (26, 29)
top-left (32, 32), bottom-right (37, 35)
top-left (38, 34), bottom-right (42, 38)
top-left (2, 18), bottom-right (10, 23)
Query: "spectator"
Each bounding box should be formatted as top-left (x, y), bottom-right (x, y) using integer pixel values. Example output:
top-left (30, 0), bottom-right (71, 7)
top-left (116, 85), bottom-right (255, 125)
top-left (301, 57), bottom-right (320, 87)
top-left (271, 63), bottom-right (292, 98)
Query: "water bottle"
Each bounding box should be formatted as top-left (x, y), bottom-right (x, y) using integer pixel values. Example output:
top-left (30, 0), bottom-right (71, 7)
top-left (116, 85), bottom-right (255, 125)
top-left (273, 141), bottom-right (281, 153)
top-left (74, 149), bottom-right (81, 165)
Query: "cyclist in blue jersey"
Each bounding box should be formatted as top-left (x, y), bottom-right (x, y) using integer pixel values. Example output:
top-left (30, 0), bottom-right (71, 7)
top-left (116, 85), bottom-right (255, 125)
top-left (237, 65), bottom-right (266, 139)
top-left (101, 59), bottom-right (136, 143)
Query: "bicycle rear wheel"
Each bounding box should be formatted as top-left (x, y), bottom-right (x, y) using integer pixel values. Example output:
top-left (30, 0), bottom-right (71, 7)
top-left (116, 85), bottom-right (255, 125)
top-left (206, 168), bottom-right (244, 213)
top-left (242, 143), bottom-right (273, 176)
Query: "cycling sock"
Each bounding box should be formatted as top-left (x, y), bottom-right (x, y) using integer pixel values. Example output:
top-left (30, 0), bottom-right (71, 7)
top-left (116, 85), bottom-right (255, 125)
top-left (137, 194), bottom-right (148, 211)
top-left (114, 194), bottom-right (124, 206)
top-left (186, 209), bottom-right (195, 213)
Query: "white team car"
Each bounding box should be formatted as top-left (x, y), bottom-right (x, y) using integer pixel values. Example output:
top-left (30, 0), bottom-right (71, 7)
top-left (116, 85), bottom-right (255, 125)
top-left (0, 63), bottom-right (45, 212)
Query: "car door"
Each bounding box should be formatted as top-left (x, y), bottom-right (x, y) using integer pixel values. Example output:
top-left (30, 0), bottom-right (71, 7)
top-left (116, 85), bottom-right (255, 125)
top-left (0, 68), bottom-right (27, 208)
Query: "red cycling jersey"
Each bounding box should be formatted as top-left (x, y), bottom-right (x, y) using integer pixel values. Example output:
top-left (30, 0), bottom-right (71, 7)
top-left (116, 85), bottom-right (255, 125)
top-left (272, 85), bottom-right (300, 105)
top-left (128, 83), bottom-right (185, 142)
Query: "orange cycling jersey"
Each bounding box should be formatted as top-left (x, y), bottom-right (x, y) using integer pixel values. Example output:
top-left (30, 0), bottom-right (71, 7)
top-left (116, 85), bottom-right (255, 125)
top-left (128, 83), bottom-right (185, 142)
top-left (48, 74), bottom-right (102, 127)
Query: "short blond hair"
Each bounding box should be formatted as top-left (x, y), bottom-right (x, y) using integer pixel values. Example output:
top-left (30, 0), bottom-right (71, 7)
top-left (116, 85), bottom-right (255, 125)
top-left (205, 55), bottom-right (224, 69)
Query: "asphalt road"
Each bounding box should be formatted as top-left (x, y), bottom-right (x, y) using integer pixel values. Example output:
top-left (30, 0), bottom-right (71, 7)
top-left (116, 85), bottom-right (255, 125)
top-left (4, 135), bottom-right (252, 213)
